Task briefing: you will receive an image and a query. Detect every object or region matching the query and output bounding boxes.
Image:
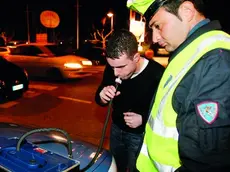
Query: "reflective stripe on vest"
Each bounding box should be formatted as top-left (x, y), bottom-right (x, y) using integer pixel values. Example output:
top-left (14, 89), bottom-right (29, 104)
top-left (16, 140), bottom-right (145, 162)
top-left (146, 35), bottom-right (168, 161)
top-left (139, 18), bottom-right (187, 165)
top-left (137, 31), bottom-right (230, 172)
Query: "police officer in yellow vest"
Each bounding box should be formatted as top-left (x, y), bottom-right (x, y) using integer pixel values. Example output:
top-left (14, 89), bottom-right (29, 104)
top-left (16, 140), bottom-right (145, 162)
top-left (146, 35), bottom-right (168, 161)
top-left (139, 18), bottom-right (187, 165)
top-left (127, 0), bottom-right (230, 171)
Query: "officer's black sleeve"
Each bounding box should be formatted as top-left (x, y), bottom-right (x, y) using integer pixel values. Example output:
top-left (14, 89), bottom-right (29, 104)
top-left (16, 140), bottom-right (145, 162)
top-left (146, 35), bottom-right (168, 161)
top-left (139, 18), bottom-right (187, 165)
top-left (95, 64), bottom-right (115, 106)
top-left (177, 50), bottom-right (230, 172)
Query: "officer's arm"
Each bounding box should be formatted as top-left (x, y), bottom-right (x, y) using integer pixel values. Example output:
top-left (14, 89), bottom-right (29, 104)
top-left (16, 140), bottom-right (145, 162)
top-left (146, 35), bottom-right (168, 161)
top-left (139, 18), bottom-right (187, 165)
top-left (178, 50), bottom-right (230, 172)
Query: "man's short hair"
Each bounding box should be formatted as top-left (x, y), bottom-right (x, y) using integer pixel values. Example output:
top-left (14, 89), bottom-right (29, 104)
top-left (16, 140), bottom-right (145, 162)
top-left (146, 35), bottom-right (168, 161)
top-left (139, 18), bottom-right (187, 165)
top-left (162, 0), bottom-right (205, 19)
top-left (106, 29), bottom-right (138, 59)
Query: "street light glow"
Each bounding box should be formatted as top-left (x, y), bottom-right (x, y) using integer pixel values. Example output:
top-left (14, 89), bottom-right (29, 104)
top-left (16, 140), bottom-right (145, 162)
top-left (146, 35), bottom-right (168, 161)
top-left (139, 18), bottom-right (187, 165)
top-left (107, 12), bottom-right (114, 31)
top-left (107, 12), bottom-right (113, 17)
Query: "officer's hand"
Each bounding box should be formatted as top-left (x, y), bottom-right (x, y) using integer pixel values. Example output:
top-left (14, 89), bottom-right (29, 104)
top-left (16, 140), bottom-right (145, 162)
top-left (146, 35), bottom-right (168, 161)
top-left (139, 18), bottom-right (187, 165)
top-left (123, 112), bottom-right (142, 128)
top-left (99, 85), bottom-right (121, 104)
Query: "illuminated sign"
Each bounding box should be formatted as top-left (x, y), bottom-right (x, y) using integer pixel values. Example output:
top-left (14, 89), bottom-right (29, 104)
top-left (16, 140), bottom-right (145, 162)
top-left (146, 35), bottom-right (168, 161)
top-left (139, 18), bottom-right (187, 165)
top-left (129, 19), bottom-right (145, 42)
top-left (36, 33), bottom-right (48, 43)
top-left (40, 10), bottom-right (60, 28)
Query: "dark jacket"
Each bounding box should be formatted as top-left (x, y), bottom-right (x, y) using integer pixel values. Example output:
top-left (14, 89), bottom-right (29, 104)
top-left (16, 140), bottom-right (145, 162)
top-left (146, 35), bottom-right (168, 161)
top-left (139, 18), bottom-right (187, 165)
top-left (171, 21), bottom-right (230, 171)
top-left (95, 59), bottom-right (165, 134)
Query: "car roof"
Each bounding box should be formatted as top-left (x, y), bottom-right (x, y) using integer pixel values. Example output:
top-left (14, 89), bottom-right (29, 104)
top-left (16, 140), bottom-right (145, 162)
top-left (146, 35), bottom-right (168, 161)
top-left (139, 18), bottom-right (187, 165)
top-left (16, 43), bottom-right (56, 47)
top-left (0, 46), bottom-right (10, 49)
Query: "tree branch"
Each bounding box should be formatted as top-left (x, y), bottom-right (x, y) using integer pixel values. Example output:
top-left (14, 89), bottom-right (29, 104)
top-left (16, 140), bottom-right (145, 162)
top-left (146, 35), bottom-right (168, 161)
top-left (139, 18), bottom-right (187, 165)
top-left (105, 30), bottom-right (113, 39)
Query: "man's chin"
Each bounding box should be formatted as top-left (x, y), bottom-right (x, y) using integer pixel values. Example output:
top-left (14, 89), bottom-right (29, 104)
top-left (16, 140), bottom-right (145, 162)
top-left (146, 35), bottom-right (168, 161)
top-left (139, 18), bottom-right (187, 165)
top-left (123, 75), bottom-right (133, 80)
top-left (165, 45), bottom-right (175, 52)
top-left (120, 76), bottom-right (128, 80)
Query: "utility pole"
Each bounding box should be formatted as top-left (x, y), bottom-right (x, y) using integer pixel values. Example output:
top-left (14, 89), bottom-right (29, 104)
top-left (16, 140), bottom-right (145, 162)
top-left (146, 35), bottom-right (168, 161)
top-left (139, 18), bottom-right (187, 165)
top-left (26, 4), bottom-right (30, 43)
top-left (76, 0), bottom-right (79, 49)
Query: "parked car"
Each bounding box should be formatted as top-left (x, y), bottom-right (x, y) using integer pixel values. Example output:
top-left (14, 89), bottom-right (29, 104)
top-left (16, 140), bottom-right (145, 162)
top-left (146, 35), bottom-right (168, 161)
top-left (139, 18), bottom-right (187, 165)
top-left (0, 56), bottom-right (29, 103)
top-left (74, 47), bottom-right (107, 65)
top-left (152, 56), bottom-right (168, 67)
top-left (0, 122), bottom-right (117, 172)
top-left (6, 40), bottom-right (28, 48)
top-left (5, 43), bottom-right (94, 80)
top-left (143, 44), bottom-right (169, 67)
top-left (150, 44), bottom-right (170, 57)
top-left (0, 46), bottom-right (11, 57)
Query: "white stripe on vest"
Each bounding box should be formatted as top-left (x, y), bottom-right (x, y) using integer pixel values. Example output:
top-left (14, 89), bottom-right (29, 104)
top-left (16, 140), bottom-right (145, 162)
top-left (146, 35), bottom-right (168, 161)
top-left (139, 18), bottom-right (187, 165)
top-left (140, 143), bottom-right (177, 172)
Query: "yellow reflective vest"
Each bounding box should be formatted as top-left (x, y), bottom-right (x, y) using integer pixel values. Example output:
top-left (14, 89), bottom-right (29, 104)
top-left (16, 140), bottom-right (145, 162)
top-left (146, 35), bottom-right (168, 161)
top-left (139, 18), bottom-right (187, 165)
top-left (136, 30), bottom-right (230, 172)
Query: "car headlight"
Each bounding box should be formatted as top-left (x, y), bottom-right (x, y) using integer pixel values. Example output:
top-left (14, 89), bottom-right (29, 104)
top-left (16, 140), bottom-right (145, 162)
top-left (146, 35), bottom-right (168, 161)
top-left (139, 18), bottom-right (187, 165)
top-left (82, 60), bottom-right (92, 66)
top-left (64, 63), bottom-right (82, 69)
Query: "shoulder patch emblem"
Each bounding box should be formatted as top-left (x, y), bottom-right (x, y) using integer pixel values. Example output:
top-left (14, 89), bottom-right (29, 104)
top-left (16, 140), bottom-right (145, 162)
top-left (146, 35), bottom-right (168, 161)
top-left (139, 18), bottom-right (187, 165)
top-left (196, 101), bottom-right (218, 124)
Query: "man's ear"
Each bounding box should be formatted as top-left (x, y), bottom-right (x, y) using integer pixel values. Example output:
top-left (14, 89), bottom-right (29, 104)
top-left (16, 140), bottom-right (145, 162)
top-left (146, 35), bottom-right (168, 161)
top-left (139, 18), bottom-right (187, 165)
top-left (178, 1), bottom-right (195, 22)
top-left (133, 53), bottom-right (140, 62)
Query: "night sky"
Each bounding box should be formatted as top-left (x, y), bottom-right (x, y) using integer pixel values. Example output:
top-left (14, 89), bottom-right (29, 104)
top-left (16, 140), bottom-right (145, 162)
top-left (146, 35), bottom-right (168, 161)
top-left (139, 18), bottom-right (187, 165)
top-left (0, 0), bottom-right (229, 47)
top-left (0, 0), bottom-right (129, 45)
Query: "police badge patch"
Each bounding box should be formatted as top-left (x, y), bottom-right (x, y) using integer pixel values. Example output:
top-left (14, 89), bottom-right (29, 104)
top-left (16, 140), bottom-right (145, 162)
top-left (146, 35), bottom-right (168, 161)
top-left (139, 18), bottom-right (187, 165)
top-left (196, 101), bottom-right (218, 124)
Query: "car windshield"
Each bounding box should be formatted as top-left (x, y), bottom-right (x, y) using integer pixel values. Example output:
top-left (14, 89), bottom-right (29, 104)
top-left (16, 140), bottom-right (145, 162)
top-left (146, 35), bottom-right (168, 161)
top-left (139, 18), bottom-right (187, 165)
top-left (44, 45), bottom-right (71, 56)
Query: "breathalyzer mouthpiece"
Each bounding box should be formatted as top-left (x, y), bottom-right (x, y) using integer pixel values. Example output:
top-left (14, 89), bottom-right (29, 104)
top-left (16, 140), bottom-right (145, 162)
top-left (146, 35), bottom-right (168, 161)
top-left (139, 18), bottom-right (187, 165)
top-left (115, 77), bottom-right (122, 85)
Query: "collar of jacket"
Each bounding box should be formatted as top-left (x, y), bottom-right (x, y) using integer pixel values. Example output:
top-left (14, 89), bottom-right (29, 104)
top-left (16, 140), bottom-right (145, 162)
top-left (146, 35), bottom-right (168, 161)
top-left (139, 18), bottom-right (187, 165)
top-left (168, 20), bottom-right (222, 63)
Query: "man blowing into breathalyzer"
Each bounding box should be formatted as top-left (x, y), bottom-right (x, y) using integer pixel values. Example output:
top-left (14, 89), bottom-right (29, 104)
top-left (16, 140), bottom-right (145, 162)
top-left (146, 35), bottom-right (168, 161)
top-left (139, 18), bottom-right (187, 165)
top-left (95, 29), bottom-right (165, 172)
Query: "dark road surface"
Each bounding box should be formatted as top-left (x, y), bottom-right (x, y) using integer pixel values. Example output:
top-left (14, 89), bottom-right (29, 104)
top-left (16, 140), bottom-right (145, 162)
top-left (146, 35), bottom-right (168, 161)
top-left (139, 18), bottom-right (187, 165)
top-left (0, 66), bottom-right (112, 149)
